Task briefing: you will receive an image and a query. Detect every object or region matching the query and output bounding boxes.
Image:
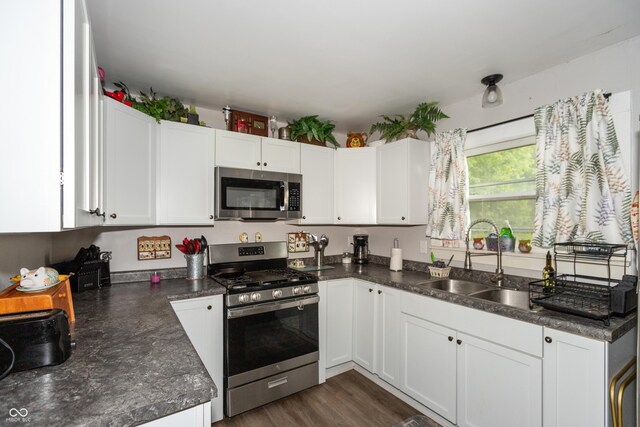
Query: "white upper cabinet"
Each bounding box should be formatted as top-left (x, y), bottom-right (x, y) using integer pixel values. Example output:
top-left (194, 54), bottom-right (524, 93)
top-left (215, 130), bottom-right (301, 173)
top-left (157, 122), bottom-right (215, 225)
top-left (215, 130), bottom-right (262, 170)
top-left (299, 144), bottom-right (334, 224)
top-left (261, 137), bottom-right (301, 173)
top-left (0, 0), bottom-right (101, 232)
top-left (103, 98), bottom-right (157, 225)
top-left (334, 147), bottom-right (377, 224)
top-left (377, 138), bottom-right (429, 225)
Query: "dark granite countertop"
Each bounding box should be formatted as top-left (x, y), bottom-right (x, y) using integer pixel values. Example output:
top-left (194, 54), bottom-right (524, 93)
top-left (0, 278), bottom-right (226, 427)
top-left (314, 263), bottom-right (637, 342)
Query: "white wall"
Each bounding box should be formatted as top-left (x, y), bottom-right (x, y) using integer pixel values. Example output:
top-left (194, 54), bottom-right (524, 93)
top-left (51, 223), bottom-right (357, 273)
top-left (368, 35), bottom-right (640, 278)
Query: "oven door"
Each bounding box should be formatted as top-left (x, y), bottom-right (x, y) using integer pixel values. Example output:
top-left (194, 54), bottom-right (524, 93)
top-left (225, 294), bottom-right (319, 388)
top-left (215, 167), bottom-right (292, 220)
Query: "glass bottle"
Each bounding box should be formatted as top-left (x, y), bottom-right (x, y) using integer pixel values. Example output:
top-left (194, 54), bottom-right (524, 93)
top-left (542, 251), bottom-right (555, 292)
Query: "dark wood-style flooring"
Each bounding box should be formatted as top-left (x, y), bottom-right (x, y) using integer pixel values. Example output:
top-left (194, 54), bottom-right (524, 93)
top-left (214, 370), bottom-right (442, 427)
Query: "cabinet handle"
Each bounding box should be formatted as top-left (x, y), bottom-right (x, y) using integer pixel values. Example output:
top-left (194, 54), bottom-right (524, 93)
top-left (401, 216), bottom-right (406, 220)
top-left (337, 216), bottom-right (341, 221)
top-left (207, 305), bottom-right (212, 310)
top-left (110, 213), bottom-right (117, 219)
top-left (369, 288), bottom-right (373, 292)
top-left (456, 339), bottom-right (462, 345)
top-left (302, 216), bottom-right (306, 220)
top-left (90, 208), bottom-right (105, 218)
top-left (378, 290), bottom-right (382, 294)
top-left (257, 161), bottom-right (261, 166)
top-left (263, 162), bottom-right (267, 166)
top-left (209, 215), bottom-right (214, 219)
top-left (545, 336), bottom-right (552, 344)
top-left (448, 336), bottom-right (454, 342)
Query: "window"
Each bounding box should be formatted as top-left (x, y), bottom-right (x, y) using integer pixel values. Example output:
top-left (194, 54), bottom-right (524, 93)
top-left (466, 128), bottom-right (536, 241)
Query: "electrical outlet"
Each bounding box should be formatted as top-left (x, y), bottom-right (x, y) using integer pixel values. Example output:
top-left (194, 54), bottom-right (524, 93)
top-left (419, 240), bottom-right (429, 254)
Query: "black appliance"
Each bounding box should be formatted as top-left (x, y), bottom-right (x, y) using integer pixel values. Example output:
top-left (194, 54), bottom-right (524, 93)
top-left (215, 167), bottom-right (302, 220)
top-left (52, 245), bottom-right (112, 293)
top-left (352, 234), bottom-right (369, 264)
top-left (208, 242), bottom-right (319, 417)
top-left (0, 309), bottom-right (72, 380)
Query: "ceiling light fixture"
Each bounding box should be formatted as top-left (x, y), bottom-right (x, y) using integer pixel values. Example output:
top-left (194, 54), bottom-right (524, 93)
top-left (481, 74), bottom-right (503, 108)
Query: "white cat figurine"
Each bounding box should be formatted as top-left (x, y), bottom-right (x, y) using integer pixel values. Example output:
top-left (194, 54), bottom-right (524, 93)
top-left (19, 267), bottom-right (59, 288)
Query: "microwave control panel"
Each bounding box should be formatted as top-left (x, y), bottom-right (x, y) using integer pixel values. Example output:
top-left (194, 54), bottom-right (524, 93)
top-left (288, 183), bottom-right (301, 211)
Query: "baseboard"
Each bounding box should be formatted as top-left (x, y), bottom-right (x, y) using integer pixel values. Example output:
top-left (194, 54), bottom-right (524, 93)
top-left (325, 363), bottom-right (454, 427)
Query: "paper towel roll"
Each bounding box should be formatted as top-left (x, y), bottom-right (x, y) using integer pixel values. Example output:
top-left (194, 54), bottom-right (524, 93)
top-left (390, 248), bottom-right (403, 271)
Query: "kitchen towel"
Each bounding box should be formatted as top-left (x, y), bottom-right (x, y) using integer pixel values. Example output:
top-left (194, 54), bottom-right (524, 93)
top-left (390, 248), bottom-right (402, 271)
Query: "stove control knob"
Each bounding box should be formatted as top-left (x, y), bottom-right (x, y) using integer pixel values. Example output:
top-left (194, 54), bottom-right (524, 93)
top-left (238, 294), bottom-right (250, 304)
top-left (251, 292), bottom-right (261, 302)
top-left (272, 289), bottom-right (283, 298)
top-left (292, 286), bottom-right (301, 295)
top-left (303, 285), bottom-right (311, 294)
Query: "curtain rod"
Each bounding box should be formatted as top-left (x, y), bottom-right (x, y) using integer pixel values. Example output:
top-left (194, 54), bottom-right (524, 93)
top-left (467, 92), bottom-right (611, 134)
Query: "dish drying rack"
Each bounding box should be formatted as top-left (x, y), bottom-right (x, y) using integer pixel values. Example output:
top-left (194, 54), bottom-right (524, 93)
top-left (528, 242), bottom-right (629, 326)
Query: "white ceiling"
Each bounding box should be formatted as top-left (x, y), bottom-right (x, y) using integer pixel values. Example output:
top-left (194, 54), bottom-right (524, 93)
top-left (87, 0), bottom-right (640, 133)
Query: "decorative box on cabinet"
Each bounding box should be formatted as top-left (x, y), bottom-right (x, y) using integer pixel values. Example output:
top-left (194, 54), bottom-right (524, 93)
top-left (157, 121), bottom-right (215, 225)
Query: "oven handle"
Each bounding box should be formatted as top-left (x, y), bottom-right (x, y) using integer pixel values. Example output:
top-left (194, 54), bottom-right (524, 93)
top-left (227, 295), bottom-right (319, 319)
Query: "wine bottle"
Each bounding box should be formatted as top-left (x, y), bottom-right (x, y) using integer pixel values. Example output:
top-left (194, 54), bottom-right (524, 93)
top-left (542, 251), bottom-right (555, 292)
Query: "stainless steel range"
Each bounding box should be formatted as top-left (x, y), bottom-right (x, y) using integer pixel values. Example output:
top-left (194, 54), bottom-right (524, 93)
top-left (208, 241), bottom-right (319, 417)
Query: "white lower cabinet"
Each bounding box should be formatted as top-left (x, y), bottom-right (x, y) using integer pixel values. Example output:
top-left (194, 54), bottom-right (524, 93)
top-left (325, 279), bottom-right (354, 367)
top-left (457, 332), bottom-right (541, 427)
top-left (352, 280), bottom-right (376, 372)
top-left (171, 295), bottom-right (224, 423)
top-left (141, 401), bottom-right (211, 427)
top-left (400, 313), bottom-right (457, 423)
top-left (375, 284), bottom-right (401, 387)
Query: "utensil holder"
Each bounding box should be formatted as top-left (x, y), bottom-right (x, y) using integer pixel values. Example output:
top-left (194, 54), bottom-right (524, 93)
top-left (429, 266), bottom-right (451, 278)
top-left (185, 253), bottom-right (205, 280)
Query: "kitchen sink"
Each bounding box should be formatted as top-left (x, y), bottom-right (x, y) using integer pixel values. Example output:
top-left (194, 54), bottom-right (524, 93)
top-left (417, 279), bottom-right (493, 295)
top-left (469, 288), bottom-right (536, 311)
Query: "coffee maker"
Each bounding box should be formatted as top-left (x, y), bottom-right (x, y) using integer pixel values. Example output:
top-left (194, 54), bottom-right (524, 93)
top-left (352, 234), bottom-right (369, 264)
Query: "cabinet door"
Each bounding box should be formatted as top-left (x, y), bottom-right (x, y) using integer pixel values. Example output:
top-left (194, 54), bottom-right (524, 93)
top-left (215, 129), bottom-right (261, 170)
top-left (542, 328), bottom-right (605, 427)
top-left (158, 122), bottom-right (215, 225)
top-left (86, 40), bottom-right (103, 227)
top-left (261, 137), bottom-right (301, 173)
top-left (141, 402), bottom-right (211, 427)
top-left (325, 279), bottom-right (354, 368)
top-left (103, 97), bottom-right (157, 225)
top-left (352, 280), bottom-right (376, 372)
top-left (171, 295), bottom-right (223, 423)
top-left (334, 148), bottom-right (377, 224)
top-left (300, 144), bottom-right (334, 224)
top-left (375, 285), bottom-right (401, 387)
top-left (457, 333), bottom-right (542, 427)
top-left (400, 313), bottom-right (457, 424)
top-left (377, 140), bottom-right (408, 224)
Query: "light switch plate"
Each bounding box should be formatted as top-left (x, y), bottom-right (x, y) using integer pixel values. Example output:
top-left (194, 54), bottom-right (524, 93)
top-left (138, 236), bottom-right (172, 260)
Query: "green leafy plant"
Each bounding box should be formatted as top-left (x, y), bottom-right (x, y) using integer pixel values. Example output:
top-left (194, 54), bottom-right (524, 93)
top-left (369, 101), bottom-right (448, 142)
top-left (133, 87), bottom-right (187, 123)
top-left (288, 115), bottom-right (339, 148)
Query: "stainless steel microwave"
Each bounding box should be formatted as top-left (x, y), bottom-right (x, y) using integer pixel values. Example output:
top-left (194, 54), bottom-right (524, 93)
top-left (215, 167), bottom-right (302, 220)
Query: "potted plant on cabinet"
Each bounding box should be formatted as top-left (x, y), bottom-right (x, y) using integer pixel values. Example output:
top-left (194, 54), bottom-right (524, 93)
top-left (132, 87), bottom-right (187, 123)
top-left (288, 115), bottom-right (339, 148)
top-left (187, 105), bottom-right (199, 125)
top-left (369, 101), bottom-right (448, 142)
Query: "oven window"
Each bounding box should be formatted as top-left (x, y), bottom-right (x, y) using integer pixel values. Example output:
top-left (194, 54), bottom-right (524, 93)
top-left (226, 302), bottom-right (318, 377)
top-left (221, 177), bottom-right (284, 211)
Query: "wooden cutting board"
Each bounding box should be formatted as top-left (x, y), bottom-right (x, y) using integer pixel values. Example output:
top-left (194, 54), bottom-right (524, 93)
top-left (0, 278), bottom-right (75, 322)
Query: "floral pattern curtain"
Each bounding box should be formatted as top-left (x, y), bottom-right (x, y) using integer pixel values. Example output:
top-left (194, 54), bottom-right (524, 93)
top-left (532, 89), bottom-right (633, 247)
top-left (426, 128), bottom-right (469, 240)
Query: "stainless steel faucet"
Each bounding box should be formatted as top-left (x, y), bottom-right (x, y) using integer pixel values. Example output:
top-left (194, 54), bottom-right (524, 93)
top-left (464, 219), bottom-right (504, 287)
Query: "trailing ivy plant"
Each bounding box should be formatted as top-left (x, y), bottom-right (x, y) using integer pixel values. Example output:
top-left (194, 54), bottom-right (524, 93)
top-left (369, 101), bottom-right (448, 142)
top-left (133, 87), bottom-right (187, 123)
top-left (288, 115), bottom-right (339, 148)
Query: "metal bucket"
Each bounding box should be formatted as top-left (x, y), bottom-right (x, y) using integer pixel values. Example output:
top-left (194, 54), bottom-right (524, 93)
top-left (185, 253), bottom-right (206, 280)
